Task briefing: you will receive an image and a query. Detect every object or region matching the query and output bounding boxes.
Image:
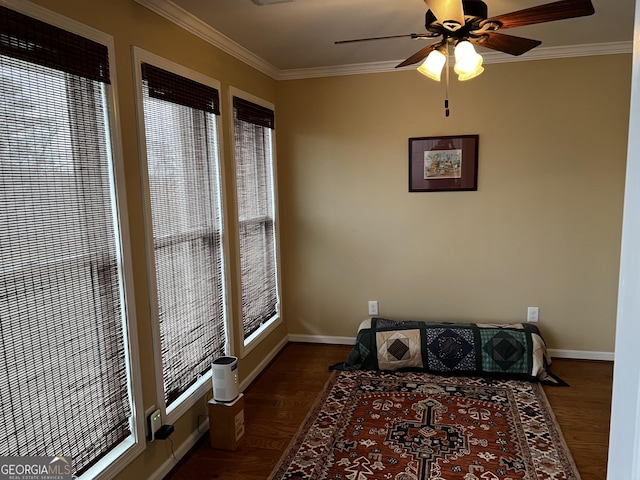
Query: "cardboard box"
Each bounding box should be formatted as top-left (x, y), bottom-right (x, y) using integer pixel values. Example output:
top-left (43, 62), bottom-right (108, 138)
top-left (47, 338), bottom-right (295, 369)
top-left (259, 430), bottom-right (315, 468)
top-left (208, 393), bottom-right (245, 450)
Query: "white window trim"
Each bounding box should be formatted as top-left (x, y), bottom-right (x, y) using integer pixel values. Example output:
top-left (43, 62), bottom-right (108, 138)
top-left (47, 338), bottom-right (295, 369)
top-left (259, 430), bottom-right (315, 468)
top-left (0, 1), bottom-right (146, 478)
top-left (228, 86), bottom-right (283, 359)
top-left (131, 47), bottom-right (234, 424)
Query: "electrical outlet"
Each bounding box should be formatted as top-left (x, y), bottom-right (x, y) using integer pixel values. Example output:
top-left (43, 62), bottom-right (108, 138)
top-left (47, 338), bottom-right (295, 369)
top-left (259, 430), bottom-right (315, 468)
top-left (527, 306), bottom-right (539, 323)
top-left (368, 301), bottom-right (379, 316)
top-left (147, 408), bottom-right (162, 441)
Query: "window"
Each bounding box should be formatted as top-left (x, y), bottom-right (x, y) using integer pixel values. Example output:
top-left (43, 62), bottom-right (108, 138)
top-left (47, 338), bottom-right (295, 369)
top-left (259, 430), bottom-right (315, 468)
top-left (231, 91), bottom-right (281, 350)
top-left (0, 5), bottom-right (140, 478)
top-left (135, 52), bottom-right (228, 414)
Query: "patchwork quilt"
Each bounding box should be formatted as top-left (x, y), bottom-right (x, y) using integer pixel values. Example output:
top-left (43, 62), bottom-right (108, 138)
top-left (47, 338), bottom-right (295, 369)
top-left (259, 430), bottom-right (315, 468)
top-left (333, 318), bottom-right (554, 382)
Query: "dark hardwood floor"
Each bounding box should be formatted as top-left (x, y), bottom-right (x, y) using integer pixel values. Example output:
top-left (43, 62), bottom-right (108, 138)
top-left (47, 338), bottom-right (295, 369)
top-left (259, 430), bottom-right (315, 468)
top-left (164, 343), bottom-right (613, 480)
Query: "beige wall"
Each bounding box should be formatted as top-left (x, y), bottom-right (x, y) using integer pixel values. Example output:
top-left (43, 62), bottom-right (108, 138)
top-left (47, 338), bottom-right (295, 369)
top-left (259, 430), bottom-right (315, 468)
top-left (277, 54), bottom-right (630, 353)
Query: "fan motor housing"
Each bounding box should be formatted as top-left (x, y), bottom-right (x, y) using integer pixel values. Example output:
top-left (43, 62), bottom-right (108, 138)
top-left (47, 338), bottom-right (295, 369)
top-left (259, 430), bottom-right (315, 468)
top-left (425, 0), bottom-right (488, 31)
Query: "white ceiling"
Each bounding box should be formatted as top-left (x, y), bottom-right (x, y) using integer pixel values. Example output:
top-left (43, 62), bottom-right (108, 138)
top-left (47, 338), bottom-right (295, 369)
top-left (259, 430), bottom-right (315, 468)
top-left (147, 0), bottom-right (635, 75)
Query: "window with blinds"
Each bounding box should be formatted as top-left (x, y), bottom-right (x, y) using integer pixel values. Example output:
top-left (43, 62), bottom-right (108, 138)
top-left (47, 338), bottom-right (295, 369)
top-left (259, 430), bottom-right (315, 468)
top-left (0, 5), bottom-right (135, 477)
top-left (139, 61), bottom-right (228, 409)
top-left (232, 95), bottom-right (280, 344)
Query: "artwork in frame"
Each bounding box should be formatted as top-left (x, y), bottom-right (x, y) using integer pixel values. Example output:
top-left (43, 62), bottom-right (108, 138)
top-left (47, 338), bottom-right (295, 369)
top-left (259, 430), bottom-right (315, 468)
top-left (409, 134), bottom-right (479, 192)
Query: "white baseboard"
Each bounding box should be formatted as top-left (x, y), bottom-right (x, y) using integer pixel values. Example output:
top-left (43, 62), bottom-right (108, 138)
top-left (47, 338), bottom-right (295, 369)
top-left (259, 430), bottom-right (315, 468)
top-left (238, 334), bottom-right (289, 391)
top-left (147, 418), bottom-right (209, 480)
top-left (288, 334), bottom-right (356, 345)
top-left (548, 348), bottom-right (614, 361)
top-left (288, 333), bottom-right (614, 361)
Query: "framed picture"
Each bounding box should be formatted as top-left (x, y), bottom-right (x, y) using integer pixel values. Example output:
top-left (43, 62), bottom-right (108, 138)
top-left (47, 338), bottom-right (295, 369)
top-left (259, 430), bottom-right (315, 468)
top-left (408, 134), bottom-right (479, 192)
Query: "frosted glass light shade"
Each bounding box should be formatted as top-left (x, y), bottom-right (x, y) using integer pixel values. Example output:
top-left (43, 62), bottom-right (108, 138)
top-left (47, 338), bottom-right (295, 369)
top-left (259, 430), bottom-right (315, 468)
top-left (457, 66), bottom-right (485, 81)
top-left (417, 49), bottom-right (447, 82)
top-left (454, 40), bottom-right (484, 80)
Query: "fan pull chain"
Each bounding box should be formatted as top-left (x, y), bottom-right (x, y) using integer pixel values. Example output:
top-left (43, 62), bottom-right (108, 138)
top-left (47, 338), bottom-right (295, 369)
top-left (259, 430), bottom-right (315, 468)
top-left (444, 44), bottom-right (450, 117)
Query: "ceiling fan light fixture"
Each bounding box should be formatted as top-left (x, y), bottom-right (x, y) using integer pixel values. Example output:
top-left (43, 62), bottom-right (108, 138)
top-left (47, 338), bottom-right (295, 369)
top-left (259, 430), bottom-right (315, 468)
top-left (417, 48), bottom-right (447, 81)
top-left (453, 40), bottom-right (483, 78)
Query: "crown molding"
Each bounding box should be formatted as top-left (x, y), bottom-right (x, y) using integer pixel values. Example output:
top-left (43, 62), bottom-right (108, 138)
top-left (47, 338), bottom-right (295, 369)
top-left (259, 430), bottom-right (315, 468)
top-left (277, 60), bottom-right (407, 80)
top-left (134, 0), bottom-right (632, 81)
top-left (135, 0), bottom-right (280, 79)
top-left (480, 40), bottom-right (633, 64)
top-left (280, 41), bottom-right (632, 80)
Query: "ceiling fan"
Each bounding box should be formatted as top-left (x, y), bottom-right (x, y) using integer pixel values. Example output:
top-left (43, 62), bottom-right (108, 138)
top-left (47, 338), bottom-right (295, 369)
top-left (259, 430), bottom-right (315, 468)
top-left (336, 0), bottom-right (595, 80)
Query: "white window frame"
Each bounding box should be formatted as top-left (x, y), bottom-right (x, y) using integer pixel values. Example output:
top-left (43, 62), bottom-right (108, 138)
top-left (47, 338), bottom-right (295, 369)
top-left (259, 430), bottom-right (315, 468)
top-left (228, 87), bottom-right (282, 358)
top-left (0, 1), bottom-right (145, 478)
top-left (132, 47), bottom-right (233, 423)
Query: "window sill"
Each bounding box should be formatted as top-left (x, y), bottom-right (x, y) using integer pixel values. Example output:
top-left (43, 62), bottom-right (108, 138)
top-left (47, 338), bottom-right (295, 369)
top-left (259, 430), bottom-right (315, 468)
top-left (240, 315), bottom-right (283, 358)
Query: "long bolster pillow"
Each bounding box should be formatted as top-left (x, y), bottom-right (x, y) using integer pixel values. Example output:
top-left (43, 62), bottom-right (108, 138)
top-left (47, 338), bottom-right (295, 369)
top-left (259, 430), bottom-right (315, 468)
top-left (333, 317), bottom-right (553, 383)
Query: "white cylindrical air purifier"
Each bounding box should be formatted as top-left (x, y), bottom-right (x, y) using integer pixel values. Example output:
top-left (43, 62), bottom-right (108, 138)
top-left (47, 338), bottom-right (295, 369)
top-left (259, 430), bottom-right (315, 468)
top-left (211, 356), bottom-right (239, 402)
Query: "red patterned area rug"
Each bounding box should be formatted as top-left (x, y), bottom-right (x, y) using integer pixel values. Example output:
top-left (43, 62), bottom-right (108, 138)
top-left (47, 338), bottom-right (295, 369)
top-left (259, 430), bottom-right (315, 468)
top-left (269, 370), bottom-right (580, 480)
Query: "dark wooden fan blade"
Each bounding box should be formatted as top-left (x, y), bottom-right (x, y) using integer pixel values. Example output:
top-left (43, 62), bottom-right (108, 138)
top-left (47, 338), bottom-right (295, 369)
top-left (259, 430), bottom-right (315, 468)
top-left (395, 42), bottom-right (441, 68)
top-left (481, 0), bottom-right (594, 30)
top-left (473, 32), bottom-right (542, 56)
top-left (335, 33), bottom-right (434, 44)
